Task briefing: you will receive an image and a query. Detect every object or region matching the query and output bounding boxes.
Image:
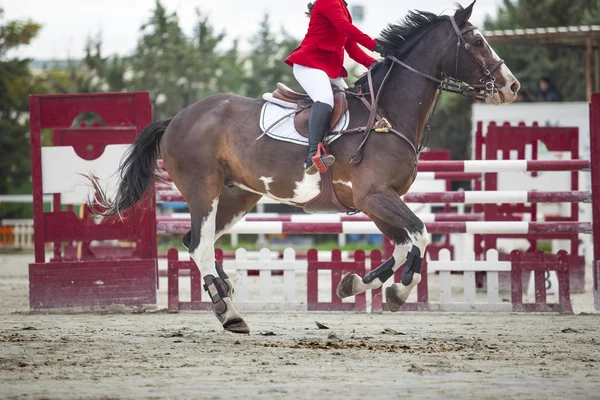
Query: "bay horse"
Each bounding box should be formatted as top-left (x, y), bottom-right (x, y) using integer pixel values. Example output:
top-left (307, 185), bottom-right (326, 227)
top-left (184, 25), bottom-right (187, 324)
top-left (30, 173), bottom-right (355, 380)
top-left (93, 2), bottom-right (520, 333)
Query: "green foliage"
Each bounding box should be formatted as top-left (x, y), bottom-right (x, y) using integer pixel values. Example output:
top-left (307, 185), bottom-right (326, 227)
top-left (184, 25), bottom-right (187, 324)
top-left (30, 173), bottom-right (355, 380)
top-left (70, 3), bottom-right (301, 119)
top-left (244, 13), bottom-right (300, 98)
top-left (429, 0), bottom-right (600, 162)
top-left (428, 93), bottom-right (473, 161)
top-left (484, 0), bottom-right (600, 101)
top-left (0, 8), bottom-right (42, 215)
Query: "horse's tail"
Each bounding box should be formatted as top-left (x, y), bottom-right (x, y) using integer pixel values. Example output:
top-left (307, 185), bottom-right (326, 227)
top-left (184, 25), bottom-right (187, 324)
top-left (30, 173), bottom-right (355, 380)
top-left (89, 118), bottom-right (173, 218)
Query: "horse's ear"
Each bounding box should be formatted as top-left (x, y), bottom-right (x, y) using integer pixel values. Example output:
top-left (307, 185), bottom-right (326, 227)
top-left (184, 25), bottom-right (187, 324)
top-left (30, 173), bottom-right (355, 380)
top-left (454, 1), bottom-right (475, 26)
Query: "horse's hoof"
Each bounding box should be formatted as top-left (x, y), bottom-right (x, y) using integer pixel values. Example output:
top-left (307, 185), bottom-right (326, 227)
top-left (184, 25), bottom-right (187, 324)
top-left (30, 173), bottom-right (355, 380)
top-left (385, 284), bottom-right (406, 312)
top-left (223, 317), bottom-right (250, 334)
top-left (336, 273), bottom-right (361, 298)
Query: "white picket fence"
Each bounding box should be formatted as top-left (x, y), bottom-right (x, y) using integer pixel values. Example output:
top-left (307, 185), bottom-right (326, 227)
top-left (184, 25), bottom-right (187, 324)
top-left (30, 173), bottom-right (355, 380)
top-left (224, 248), bottom-right (307, 311)
top-left (1, 219), bottom-right (34, 250)
top-left (427, 249), bottom-right (512, 311)
top-left (170, 247), bottom-right (522, 312)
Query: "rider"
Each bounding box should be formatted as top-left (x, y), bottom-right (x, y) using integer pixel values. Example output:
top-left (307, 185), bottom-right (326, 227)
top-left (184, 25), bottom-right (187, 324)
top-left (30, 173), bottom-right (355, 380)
top-left (285, 0), bottom-right (384, 175)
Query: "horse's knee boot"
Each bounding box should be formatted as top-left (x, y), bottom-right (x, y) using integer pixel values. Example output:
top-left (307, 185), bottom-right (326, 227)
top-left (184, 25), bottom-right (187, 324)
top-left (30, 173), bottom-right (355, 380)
top-left (203, 275), bottom-right (248, 334)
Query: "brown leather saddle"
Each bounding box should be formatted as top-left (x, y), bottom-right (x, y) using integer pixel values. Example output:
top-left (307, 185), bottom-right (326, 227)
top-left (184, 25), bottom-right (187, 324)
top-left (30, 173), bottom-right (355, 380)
top-left (272, 83), bottom-right (348, 136)
top-left (269, 83), bottom-right (356, 215)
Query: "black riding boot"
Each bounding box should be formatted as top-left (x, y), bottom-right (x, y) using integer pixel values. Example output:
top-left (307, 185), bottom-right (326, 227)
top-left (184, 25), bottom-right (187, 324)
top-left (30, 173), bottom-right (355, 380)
top-left (305, 101), bottom-right (335, 175)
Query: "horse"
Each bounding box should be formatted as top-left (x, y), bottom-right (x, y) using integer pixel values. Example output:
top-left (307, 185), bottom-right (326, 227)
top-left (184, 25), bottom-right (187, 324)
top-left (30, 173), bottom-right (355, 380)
top-left (92, 1), bottom-right (520, 333)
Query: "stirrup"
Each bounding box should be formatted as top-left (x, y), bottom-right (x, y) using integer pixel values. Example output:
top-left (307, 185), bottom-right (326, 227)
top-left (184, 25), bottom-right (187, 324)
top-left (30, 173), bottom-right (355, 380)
top-left (306, 143), bottom-right (333, 175)
top-left (306, 154), bottom-right (335, 175)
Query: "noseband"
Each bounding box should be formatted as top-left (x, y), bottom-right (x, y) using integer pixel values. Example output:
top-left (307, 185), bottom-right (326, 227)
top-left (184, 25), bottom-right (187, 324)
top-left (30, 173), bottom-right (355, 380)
top-left (449, 16), bottom-right (504, 99)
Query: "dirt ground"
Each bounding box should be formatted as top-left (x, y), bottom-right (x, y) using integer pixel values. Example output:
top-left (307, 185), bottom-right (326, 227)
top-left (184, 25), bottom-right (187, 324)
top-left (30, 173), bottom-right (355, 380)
top-left (1, 254), bottom-right (599, 400)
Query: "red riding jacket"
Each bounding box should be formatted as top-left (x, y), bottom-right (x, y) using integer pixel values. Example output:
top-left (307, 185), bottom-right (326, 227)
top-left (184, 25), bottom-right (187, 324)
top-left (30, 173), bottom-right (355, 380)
top-left (285, 0), bottom-right (377, 79)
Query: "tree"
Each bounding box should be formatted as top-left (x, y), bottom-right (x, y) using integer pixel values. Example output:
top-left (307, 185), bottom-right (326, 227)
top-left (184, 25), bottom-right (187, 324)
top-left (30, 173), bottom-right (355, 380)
top-left (244, 13), bottom-right (300, 98)
top-left (484, 0), bottom-right (600, 101)
top-left (426, 1), bottom-right (600, 164)
top-left (428, 93), bottom-right (472, 162)
top-left (122, 1), bottom-right (247, 120)
top-left (126, 0), bottom-right (191, 119)
top-left (0, 8), bottom-right (41, 211)
top-left (83, 33), bottom-right (128, 92)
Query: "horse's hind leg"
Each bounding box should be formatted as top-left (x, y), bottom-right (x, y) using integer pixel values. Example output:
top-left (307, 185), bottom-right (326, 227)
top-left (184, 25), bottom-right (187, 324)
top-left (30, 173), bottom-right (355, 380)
top-left (337, 189), bottom-right (429, 311)
top-left (181, 186), bottom-right (262, 299)
top-left (186, 182), bottom-right (249, 334)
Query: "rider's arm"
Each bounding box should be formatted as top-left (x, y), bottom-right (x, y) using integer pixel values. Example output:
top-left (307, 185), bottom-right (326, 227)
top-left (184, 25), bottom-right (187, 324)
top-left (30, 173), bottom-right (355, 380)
top-left (317, 0), bottom-right (377, 51)
top-left (345, 39), bottom-right (377, 68)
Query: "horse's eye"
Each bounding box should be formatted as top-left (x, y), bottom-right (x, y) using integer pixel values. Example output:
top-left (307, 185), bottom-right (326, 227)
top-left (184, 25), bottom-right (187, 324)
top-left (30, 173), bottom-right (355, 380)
top-left (473, 39), bottom-right (484, 48)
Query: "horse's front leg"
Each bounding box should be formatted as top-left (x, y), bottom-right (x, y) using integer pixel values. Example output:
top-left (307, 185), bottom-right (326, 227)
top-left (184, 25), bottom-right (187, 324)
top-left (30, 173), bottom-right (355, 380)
top-left (336, 188), bottom-right (429, 311)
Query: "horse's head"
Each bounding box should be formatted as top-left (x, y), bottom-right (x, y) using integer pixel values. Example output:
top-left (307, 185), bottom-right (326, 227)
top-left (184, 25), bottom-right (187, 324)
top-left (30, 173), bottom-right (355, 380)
top-left (441, 1), bottom-right (520, 104)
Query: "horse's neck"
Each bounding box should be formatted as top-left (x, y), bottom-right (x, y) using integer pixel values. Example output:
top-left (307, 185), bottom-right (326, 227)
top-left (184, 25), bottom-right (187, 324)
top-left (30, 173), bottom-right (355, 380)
top-left (378, 53), bottom-right (443, 146)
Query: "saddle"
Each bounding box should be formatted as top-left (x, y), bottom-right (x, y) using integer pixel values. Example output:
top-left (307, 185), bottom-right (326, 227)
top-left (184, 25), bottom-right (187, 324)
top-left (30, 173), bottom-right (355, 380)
top-left (267, 83), bottom-right (356, 215)
top-left (272, 83), bottom-right (348, 137)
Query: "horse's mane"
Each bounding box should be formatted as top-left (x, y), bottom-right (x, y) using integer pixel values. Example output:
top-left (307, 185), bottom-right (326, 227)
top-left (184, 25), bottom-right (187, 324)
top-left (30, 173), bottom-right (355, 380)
top-left (352, 4), bottom-right (466, 91)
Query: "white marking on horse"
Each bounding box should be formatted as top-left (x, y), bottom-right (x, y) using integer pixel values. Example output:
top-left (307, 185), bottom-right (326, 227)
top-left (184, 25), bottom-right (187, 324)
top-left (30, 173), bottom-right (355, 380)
top-left (259, 176), bottom-right (273, 192)
top-left (234, 171), bottom-right (321, 206)
top-left (190, 198), bottom-right (219, 276)
top-left (292, 173), bottom-right (321, 203)
top-left (191, 197), bottom-right (241, 323)
top-left (475, 29), bottom-right (516, 90)
top-left (333, 180), bottom-right (353, 189)
top-left (215, 211), bottom-right (246, 241)
top-left (406, 225), bottom-right (430, 256)
top-left (234, 182), bottom-right (296, 206)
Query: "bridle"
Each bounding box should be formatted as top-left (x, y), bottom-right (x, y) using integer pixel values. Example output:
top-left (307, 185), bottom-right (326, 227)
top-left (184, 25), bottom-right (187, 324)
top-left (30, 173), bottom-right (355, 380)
top-left (344, 15), bottom-right (505, 163)
top-left (449, 15), bottom-right (504, 98)
top-left (390, 15), bottom-right (504, 101)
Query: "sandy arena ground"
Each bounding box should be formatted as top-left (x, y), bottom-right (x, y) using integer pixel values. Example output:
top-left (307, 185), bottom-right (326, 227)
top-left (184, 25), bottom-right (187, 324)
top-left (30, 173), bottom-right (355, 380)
top-left (1, 253), bottom-right (599, 400)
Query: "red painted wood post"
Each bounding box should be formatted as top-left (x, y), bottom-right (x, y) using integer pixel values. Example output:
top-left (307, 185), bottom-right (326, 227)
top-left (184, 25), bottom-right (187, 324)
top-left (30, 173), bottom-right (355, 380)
top-left (369, 250), bottom-right (383, 313)
top-left (190, 260), bottom-right (202, 305)
top-left (306, 249), bottom-right (319, 311)
top-left (329, 249), bottom-right (343, 310)
top-left (352, 250), bottom-right (367, 312)
top-left (417, 257), bottom-right (429, 310)
top-left (557, 250), bottom-right (573, 313)
top-left (533, 250), bottom-right (547, 305)
top-left (510, 250), bottom-right (523, 312)
top-left (28, 96), bottom-right (46, 264)
top-left (590, 93), bottom-right (600, 310)
top-left (167, 248), bottom-right (180, 311)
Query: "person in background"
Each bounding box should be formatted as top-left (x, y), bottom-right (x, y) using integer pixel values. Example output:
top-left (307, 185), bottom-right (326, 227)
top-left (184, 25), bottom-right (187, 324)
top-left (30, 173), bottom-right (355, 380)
top-left (537, 77), bottom-right (563, 102)
top-left (515, 90), bottom-right (531, 103)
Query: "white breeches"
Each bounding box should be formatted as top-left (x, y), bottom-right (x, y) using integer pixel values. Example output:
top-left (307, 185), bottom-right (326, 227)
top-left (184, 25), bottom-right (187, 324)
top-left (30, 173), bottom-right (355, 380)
top-left (292, 64), bottom-right (348, 107)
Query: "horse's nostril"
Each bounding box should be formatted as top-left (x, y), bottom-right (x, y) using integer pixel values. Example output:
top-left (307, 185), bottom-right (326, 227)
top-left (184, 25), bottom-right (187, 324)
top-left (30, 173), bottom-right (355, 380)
top-left (510, 80), bottom-right (521, 94)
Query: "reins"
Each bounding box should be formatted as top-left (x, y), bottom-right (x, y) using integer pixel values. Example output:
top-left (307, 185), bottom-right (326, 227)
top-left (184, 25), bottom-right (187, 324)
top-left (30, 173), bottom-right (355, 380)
top-left (341, 15), bottom-right (504, 164)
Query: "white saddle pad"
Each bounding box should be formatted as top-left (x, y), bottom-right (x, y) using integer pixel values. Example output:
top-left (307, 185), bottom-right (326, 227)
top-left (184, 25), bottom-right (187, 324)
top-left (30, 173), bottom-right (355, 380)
top-left (259, 93), bottom-right (349, 146)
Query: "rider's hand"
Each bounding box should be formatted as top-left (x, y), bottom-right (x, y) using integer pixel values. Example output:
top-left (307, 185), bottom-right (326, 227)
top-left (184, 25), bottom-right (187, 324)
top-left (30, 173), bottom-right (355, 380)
top-left (373, 39), bottom-right (386, 56)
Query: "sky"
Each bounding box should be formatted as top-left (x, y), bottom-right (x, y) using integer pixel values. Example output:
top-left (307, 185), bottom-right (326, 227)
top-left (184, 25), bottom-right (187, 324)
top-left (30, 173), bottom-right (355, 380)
top-left (2, 0), bottom-right (504, 60)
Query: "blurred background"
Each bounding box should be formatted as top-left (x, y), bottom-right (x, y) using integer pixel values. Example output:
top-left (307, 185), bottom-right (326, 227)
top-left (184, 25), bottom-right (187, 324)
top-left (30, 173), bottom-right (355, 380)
top-left (1, 0), bottom-right (599, 249)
